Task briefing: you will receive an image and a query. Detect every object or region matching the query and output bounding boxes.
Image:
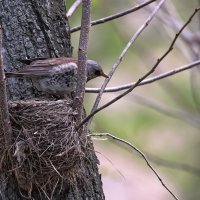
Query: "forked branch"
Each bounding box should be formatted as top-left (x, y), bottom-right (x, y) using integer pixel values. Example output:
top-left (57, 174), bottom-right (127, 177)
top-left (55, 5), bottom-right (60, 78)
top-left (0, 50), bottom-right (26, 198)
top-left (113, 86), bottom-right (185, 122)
top-left (78, 7), bottom-right (200, 129)
top-left (80, 0), bottom-right (166, 129)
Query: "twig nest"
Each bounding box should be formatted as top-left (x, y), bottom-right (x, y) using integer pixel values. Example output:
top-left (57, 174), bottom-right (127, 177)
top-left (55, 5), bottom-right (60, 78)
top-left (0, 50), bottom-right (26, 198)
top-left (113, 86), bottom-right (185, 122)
top-left (8, 99), bottom-right (88, 194)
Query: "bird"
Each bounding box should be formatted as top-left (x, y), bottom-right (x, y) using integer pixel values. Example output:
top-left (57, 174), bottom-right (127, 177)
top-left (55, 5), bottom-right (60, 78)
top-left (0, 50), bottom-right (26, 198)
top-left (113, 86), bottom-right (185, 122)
top-left (5, 57), bottom-right (108, 98)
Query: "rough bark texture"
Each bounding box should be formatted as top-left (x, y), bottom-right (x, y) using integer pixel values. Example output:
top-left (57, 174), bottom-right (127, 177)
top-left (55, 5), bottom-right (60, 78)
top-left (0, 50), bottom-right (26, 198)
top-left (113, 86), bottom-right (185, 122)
top-left (0, 0), bottom-right (104, 199)
top-left (1, 0), bottom-right (72, 100)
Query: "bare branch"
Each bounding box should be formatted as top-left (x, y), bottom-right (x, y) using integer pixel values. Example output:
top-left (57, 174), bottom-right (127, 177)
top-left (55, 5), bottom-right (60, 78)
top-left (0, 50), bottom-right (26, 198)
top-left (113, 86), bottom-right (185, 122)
top-left (73, 0), bottom-right (91, 125)
top-left (91, 133), bottom-right (179, 200)
top-left (0, 26), bottom-right (12, 146)
top-left (139, 0), bottom-right (199, 59)
top-left (78, 7), bottom-right (200, 129)
top-left (103, 2), bottom-right (197, 110)
top-left (85, 59), bottom-right (200, 93)
top-left (66, 0), bottom-right (82, 18)
top-left (83, 0), bottom-right (166, 129)
top-left (70, 0), bottom-right (157, 33)
top-left (161, 3), bottom-right (195, 45)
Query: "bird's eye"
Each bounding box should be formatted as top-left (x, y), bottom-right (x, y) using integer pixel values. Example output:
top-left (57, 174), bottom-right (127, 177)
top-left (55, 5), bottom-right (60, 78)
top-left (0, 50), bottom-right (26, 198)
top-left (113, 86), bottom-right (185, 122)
top-left (95, 70), bottom-right (101, 76)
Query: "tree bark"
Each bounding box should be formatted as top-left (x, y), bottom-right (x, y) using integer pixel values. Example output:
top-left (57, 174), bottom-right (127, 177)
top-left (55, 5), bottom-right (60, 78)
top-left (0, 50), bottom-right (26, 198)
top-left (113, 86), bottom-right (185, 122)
top-left (1, 0), bottom-right (72, 100)
top-left (0, 0), bottom-right (104, 199)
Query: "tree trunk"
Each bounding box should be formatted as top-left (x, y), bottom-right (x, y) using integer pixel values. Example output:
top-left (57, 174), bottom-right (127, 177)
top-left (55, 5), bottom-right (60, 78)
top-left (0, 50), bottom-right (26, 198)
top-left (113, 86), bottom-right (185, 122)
top-left (0, 0), bottom-right (104, 199)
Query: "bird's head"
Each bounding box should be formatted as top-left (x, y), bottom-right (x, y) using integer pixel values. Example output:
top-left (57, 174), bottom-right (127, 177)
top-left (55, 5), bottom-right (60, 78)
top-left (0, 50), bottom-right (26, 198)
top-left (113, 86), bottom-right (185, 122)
top-left (86, 60), bottom-right (108, 81)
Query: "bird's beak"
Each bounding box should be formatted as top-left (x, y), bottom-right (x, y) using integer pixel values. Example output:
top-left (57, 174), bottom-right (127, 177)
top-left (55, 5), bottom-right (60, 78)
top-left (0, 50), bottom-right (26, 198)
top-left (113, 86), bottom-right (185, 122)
top-left (101, 72), bottom-right (109, 78)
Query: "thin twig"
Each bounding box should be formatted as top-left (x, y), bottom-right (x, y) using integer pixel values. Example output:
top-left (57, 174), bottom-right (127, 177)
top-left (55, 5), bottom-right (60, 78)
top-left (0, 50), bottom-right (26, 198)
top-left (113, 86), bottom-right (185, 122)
top-left (79, 0), bottom-right (165, 129)
top-left (77, 7), bottom-right (200, 129)
top-left (66, 0), bottom-right (82, 18)
top-left (85, 59), bottom-right (200, 93)
top-left (161, 2), bottom-right (195, 45)
top-left (85, 0), bottom-right (166, 129)
top-left (70, 0), bottom-right (157, 33)
top-left (104, 2), bottom-right (195, 110)
top-left (140, 0), bottom-right (200, 62)
top-left (136, 1), bottom-right (200, 110)
top-left (91, 133), bottom-right (179, 200)
top-left (73, 0), bottom-right (91, 125)
top-left (0, 25), bottom-right (12, 146)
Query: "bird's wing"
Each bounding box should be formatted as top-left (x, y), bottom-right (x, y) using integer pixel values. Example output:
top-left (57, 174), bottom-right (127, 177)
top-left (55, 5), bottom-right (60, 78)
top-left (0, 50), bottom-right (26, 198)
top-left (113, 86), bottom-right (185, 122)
top-left (14, 57), bottom-right (78, 76)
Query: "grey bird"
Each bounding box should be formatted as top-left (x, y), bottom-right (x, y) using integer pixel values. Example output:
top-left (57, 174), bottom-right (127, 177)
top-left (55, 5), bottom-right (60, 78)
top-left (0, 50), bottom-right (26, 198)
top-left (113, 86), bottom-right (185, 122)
top-left (6, 57), bottom-right (108, 98)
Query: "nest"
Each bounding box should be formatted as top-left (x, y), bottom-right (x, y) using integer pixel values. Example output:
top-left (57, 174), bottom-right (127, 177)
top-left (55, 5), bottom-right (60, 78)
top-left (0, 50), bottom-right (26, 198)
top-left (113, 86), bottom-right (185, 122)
top-left (4, 99), bottom-right (88, 197)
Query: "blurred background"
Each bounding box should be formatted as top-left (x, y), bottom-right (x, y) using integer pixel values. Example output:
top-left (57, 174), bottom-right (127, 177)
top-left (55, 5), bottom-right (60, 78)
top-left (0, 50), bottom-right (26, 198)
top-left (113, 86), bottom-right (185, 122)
top-left (67, 0), bottom-right (200, 199)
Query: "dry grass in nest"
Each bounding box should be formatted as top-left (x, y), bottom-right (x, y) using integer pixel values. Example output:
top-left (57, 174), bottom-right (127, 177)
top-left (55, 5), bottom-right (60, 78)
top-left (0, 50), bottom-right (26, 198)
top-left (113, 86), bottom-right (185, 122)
top-left (5, 99), bottom-right (88, 196)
